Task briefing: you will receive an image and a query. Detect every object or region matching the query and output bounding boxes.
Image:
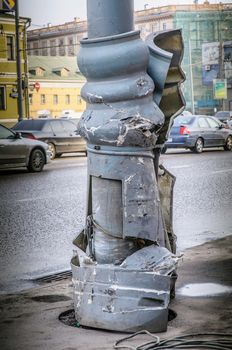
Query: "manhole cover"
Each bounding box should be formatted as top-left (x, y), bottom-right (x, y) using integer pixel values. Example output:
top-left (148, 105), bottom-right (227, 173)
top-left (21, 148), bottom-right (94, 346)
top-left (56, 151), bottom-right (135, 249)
top-left (59, 308), bottom-right (177, 328)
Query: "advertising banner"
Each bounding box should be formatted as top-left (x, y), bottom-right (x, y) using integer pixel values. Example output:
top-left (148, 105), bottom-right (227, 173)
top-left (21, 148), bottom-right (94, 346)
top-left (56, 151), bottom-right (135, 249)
top-left (202, 42), bottom-right (220, 65)
top-left (213, 79), bottom-right (227, 99)
top-left (224, 41), bottom-right (232, 87)
top-left (202, 64), bottom-right (219, 86)
top-left (0, 0), bottom-right (16, 11)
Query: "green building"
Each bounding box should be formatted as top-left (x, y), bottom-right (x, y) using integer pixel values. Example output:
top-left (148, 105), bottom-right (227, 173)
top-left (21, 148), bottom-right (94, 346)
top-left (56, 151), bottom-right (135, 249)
top-left (0, 12), bottom-right (30, 126)
top-left (174, 5), bottom-right (232, 114)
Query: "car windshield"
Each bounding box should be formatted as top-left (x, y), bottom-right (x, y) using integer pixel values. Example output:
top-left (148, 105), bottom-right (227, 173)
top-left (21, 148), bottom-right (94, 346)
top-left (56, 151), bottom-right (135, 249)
top-left (215, 112), bottom-right (230, 120)
top-left (12, 120), bottom-right (46, 131)
top-left (0, 124), bottom-right (15, 139)
top-left (173, 116), bottom-right (194, 126)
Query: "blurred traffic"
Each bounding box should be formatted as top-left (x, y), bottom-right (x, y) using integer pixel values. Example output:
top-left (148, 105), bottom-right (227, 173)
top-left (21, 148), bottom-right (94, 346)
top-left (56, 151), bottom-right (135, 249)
top-left (164, 113), bottom-right (232, 153)
top-left (0, 124), bottom-right (50, 172)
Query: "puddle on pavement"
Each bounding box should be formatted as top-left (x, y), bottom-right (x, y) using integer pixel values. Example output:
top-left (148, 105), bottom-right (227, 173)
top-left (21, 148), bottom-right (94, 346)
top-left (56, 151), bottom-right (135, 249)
top-left (177, 283), bottom-right (232, 297)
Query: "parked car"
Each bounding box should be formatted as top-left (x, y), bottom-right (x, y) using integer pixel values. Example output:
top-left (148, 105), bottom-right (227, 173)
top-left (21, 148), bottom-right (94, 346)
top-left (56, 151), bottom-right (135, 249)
top-left (0, 124), bottom-right (50, 172)
top-left (59, 117), bottom-right (80, 126)
top-left (37, 109), bottom-right (51, 119)
top-left (12, 119), bottom-right (86, 160)
top-left (164, 114), bottom-right (232, 153)
top-left (59, 110), bottom-right (82, 119)
top-left (214, 111), bottom-right (232, 129)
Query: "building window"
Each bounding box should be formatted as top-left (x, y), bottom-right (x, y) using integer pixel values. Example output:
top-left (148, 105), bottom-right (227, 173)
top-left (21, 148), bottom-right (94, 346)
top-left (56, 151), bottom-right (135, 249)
top-left (33, 42), bottom-right (39, 55)
top-left (77, 95), bottom-right (82, 104)
top-left (0, 86), bottom-right (6, 110)
top-left (40, 94), bottom-right (46, 104)
top-left (29, 94), bottom-right (33, 105)
top-left (53, 94), bottom-right (58, 105)
top-left (7, 36), bottom-right (14, 60)
top-left (27, 42), bottom-right (32, 56)
top-left (163, 23), bottom-right (167, 30)
top-left (68, 36), bottom-right (74, 56)
top-left (59, 38), bottom-right (65, 56)
top-left (151, 22), bottom-right (158, 32)
top-left (41, 41), bottom-right (48, 56)
top-left (198, 118), bottom-right (208, 128)
top-left (50, 40), bottom-right (56, 56)
top-left (65, 94), bottom-right (70, 104)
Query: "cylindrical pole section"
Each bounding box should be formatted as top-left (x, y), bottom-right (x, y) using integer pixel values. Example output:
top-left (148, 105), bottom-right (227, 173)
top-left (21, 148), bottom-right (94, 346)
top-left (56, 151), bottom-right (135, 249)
top-left (87, 0), bottom-right (134, 38)
top-left (15, 0), bottom-right (24, 121)
top-left (71, 0), bottom-right (178, 333)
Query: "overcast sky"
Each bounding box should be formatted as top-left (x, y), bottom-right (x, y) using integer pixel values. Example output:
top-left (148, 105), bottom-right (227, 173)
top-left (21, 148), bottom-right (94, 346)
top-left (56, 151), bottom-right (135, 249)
top-left (18, 0), bottom-right (231, 28)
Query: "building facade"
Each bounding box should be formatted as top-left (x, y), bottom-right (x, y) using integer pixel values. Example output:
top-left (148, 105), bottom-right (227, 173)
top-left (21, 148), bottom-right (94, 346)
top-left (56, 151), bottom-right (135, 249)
top-left (173, 3), bottom-right (232, 114)
top-left (27, 1), bottom-right (232, 115)
top-left (0, 12), bottom-right (30, 125)
top-left (28, 56), bottom-right (85, 118)
top-left (27, 17), bottom-right (85, 58)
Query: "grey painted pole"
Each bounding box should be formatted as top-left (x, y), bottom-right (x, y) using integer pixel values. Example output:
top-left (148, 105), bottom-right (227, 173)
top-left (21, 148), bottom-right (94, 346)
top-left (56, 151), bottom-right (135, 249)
top-left (87, 0), bottom-right (134, 38)
top-left (15, 0), bottom-right (23, 121)
top-left (72, 0), bottom-right (185, 332)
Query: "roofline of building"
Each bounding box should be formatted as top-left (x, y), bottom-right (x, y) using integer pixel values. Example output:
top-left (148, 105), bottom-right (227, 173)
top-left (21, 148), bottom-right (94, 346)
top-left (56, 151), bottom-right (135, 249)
top-left (28, 78), bottom-right (85, 84)
top-left (27, 2), bottom-right (232, 38)
top-left (0, 11), bottom-right (31, 24)
top-left (135, 2), bottom-right (232, 17)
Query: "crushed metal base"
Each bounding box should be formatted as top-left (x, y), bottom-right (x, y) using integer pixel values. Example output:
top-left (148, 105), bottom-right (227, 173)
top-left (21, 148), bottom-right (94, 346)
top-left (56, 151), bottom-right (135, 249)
top-left (59, 308), bottom-right (177, 329)
top-left (71, 245), bottom-right (178, 333)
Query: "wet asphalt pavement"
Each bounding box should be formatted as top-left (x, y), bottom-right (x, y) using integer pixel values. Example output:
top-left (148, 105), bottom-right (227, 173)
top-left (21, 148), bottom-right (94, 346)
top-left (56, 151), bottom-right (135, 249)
top-left (0, 148), bottom-right (231, 292)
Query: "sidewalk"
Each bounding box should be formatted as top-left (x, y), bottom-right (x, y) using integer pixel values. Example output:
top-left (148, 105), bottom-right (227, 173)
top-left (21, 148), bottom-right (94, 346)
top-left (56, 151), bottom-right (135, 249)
top-left (0, 235), bottom-right (231, 350)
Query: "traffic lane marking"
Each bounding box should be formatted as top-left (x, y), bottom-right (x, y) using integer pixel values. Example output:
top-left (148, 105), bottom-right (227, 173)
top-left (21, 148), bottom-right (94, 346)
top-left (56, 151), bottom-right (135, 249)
top-left (210, 168), bottom-right (232, 174)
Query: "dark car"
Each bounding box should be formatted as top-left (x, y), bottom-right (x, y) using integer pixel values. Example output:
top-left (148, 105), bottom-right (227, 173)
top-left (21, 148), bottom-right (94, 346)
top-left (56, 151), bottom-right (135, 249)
top-left (12, 119), bottom-right (86, 160)
top-left (0, 124), bottom-right (50, 172)
top-left (164, 115), bottom-right (232, 153)
top-left (214, 111), bottom-right (232, 129)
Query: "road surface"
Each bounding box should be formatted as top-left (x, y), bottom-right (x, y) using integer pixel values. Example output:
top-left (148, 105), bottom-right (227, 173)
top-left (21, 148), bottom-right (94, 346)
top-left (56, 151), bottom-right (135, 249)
top-left (0, 148), bottom-right (231, 292)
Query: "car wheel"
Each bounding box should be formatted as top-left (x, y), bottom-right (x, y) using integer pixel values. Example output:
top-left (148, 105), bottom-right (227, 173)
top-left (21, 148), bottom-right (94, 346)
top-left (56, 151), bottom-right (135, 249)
top-left (224, 136), bottom-right (232, 151)
top-left (48, 142), bottom-right (56, 160)
top-left (193, 138), bottom-right (204, 153)
top-left (27, 149), bottom-right (45, 172)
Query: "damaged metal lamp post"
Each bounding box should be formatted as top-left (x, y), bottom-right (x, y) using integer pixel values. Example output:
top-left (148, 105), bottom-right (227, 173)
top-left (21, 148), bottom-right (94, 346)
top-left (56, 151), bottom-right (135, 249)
top-left (71, 0), bottom-right (185, 332)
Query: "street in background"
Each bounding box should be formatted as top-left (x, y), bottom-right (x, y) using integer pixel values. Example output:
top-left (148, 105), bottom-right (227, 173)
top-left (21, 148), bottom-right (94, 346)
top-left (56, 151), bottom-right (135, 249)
top-left (12, 119), bottom-right (86, 159)
top-left (165, 114), bottom-right (232, 153)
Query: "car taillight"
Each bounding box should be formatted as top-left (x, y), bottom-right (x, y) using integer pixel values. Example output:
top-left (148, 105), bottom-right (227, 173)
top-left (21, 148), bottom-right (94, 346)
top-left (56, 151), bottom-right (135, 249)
top-left (26, 134), bottom-right (37, 140)
top-left (180, 126), bottom-right (190, 135)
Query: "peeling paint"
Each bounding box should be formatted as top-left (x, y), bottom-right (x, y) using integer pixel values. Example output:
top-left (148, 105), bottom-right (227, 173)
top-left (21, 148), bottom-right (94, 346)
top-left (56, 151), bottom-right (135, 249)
top-left (99, 138), bottom-right (117, 144)
top-left (110, 284), bottom-right (167, 295)
top-left (87, 93), bottom-right (103, 103)
top-left (137, 157), bottom-right (144, 165)
top-left (88, 125), bottom-right (102, 135)
top-left (125, 174), bottom-right (136, 184)
top-left (137, 78), bottom-right (148, 87)
top-left (117, 115), bottom-right (158, 146)
top-left (144, 88), bottom-right (154, 96)
top-left (102, 305), bottom-right (115, 313)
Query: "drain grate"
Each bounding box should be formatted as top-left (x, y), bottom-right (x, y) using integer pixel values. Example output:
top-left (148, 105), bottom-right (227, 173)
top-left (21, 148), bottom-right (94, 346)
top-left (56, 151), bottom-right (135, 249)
top-left (34, 270), bottom-right (72, 284)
